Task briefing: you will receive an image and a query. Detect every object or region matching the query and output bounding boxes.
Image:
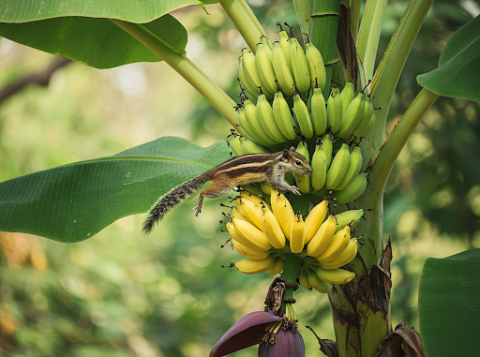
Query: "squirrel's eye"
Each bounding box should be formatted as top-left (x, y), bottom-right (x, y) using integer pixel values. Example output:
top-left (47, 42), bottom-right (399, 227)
top-left (296, 160), bottom-right (302, 165)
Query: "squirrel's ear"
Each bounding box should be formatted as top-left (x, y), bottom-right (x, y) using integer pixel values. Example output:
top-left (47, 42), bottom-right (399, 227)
top-left (290, 146), bottom-right (296, 152)
top-left (282, 149), bottom-right (290, 161)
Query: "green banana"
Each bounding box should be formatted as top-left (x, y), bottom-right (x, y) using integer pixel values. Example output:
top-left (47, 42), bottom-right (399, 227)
top-left (325, 143), bottom-right (351, 190)
top-left (238, 56), bottom-right (259, 101)
top-left (243, 99), bottom-right (276, 145)
top-left (322, 133), bottom-right (333, 169)
top-left (257, 93), bottom-right (288, 143)
top-left (356, 110), bottom-right (376, 138)
top-left (335, 209), bottom-right (364, 232)
top-left (326, 86), bottom-right (343, 134)
top-left (340, 82), bottom-right (355, 112)
top-left (310, 86), bottom-right (327, 136)
top-left (255, 42), bottom-right (278, 95)
top-left (240, 136), bottom-right (269, 154)
top-left (293, 93), bottom-right (314, 138)
top-left (311, 139), bottom-right (327, 191)
top-left (278, 27), bottom-right (292, 69)
top-left (333, 172), bottom-right (368, 204)
top-left (273, 91), bottom-right (298, 140)
top-left (237, 103), bottom-right (270, 146)
top-left (272, 41), bottom-right (295, 95)
top-left (227, 133), bottom-right (245, 157)
top-left (352, 95), bottom-right (374, 137)
top-left (335, 145), bottom-right (363, 190)
top-left (242, 48), bottom-right (274, 99)
top-left (336, 92), bottom-right (366, 139)
top-left (289, 37), bottom-right (310, 94)
top-left (295, 141), bottom-right (311, 194)
top-left (305, 41), bottom-right (326, 90)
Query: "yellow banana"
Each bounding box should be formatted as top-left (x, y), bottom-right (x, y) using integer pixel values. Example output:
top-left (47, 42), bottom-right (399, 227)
top-left (356, 111), bottom-right (376, 138)
top-left (238, 56), bottom-right (259, 101)
top-left (240, 136), bottom-right (269, 154)
top-left (243, 99), bottom-right (276, 145)
top-left (255, 42), bottom-right (278, 95)
top-left (299, 269), bottom-right (312, 289)
top-left (319, 238), bottom-right (358, 269)
top-left (335, 209), bottom-right (364, 232)
top-left (311, 139), bottom-right (327, 191)
top-left (240, 190), bottom-right (268, 207)
top-left (336, 92), bottom-right (366, 139)
top-left (235, 255), bottom-right (275, 275)
top-left (293, 93), bottom-right (314, 138)
top-left (352, 95), bottom-right (374, 137)
top-left (325, 143), bottom-right (351, 190)
top-left (317, 226), bottom-right (352, 263)
top-left (231, 217), bottom-right (272, 251)
top-left (315, 266), bottom-right (355, 285)
top-left (271, 191), bottom-right (295, 240)
top-left (305, 41), bottom-right (326, 90)
top-left (304, 200), bottom-right (328, 243)
top-left (310, 86), bottom-right (327, 136)
top-left (340, 82), bottom-right (355, 112)
top-left (322, 133), bottom-right (333, 169)
top-left (272, 41), bottom-right (295, 95)
top-left (240, 197), bottom-right (264, 230)
top-left (231, 239), bottom-right (271, 260)
top-left (290, 212), bottom-right (305, 253)
top-left (335, 146), bottom-right (363, 190)
top-left (278, 26), bottom-right (292, 69)
top-left (231, 206), bottom-right (249, 222)
top-left (235, 197), bottom-right (248, 217)
top-left (273, 91), bottom-right (298, 140)
top-left (334, 172), bottom-right (368, 204)
top-left (326, 86), bottom-right (343, 134)
top-left (267, 257), bottom-right (285, 275)
top-left (289, 37), bottom-right (310, 94)
top-left (257, 93), bottom-right (288, 143)
top-left (307, 269), bottom-right (333, 293)
top-left (295, 141), bottom-right (311, 194)
top-left (306, 214), bottom-right (337, 257)
top-left (227, 133), bottom-right (245, 157)
top-left (261, 206), bottom-right (286, 249)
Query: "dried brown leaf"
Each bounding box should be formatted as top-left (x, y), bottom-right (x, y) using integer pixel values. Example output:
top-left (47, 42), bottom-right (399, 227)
top-left (374, 320), bottom-right (425, 357)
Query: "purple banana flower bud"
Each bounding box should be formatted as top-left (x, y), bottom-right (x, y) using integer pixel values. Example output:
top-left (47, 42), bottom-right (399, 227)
top-left (210, 311), bottom-right (282, 357)
top-left (258, 329), bottom-right (305, 357)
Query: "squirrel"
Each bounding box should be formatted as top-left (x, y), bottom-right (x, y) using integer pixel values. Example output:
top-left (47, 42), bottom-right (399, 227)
top-left (142, 146), bottom-right (312, 234)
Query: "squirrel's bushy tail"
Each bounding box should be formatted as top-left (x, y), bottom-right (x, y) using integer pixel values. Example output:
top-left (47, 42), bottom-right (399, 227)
top-left (143, 173), bottom-right (210, 234)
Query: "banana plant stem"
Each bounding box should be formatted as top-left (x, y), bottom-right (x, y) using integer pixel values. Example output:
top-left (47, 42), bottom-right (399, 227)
top-left (349, 0), bottom-right (362, 43)
top-left (219, 0), bottom-right (272, 52)
top-left (292, 0), bottom-right (314, 39)
top-left (110, 19), bottom-right (246, 135)
top-left (280, 253), bottom-right (302, 314)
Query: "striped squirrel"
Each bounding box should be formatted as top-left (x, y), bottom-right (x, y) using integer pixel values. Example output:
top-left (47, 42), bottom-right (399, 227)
top-left (142, 147), bottom-right (312, 234)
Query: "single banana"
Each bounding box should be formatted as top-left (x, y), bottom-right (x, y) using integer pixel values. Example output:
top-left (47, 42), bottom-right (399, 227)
top-left (352, 95), bottom-right (374, 137)
top-left (240, 136), bottom-right (269, 154)
top-left (333, 172), bottom-right (368, 204)
top-left (231, 206), bottom-right (249, 222)
top-left (261, 180), bottom-right (272, 196)
top-left (290, 212), bottom-right (306, 253)
top-left (306, 214), bottom-right (337, 257)
top-left (289, 37), bottom-right (310, 94)
top-left (273, 91), bottom-right (298, 140)
top-left (272, 41), bottom-right (295, 95)
top-left (317, 226), bottom-right (351, 263)
top-left (336, 92), bottom-right (366, 139)
top-left (293, 93), bottom-right (314, 138)
top-left (295, 141), bottom-right (311, 194)
top-left (278, 27), bottom-right (292, 69)
top-left (231, 239), bottom-right (271, 260)
top-left (310, 86), bottom-right (327, 136)
top-left (242, 48), bottom-right (274, 99)
top-left (255, 42), bottom-right (278, 95)
top-left (299, 268), bottom-right (312, 289)
top-left (271, 190), bottom-right (295, 240)
top-left (238, 56), bottom-right (259, 100)
top-left (315, 266), bottom-right (355, 284)
top-left (231, 217), bottom-right (272, 251)
top-left (305, 41), bottom-right (326, 90)
top-left (267, 257), bottom-right (285, 275)
top-left (304, 200), bottom-right (328, 243)
top-left (239, 196), bottom-right (264, 229)
top-left (240, 190), bottom-right (269, 207)
top-left (237, 104), bottom-right (270, 146)
top-left (335, 209), bottom-right (364, 232)
top-left (227, 133), bottom-right (245, 157)
top-left (322, 133), bottom-right (334, 169)
top-left (257, 93), bottom-right (289, 143)
top-left (319, 238), bottom-right (358, 269)
top-left (335, 146), bottom-right (363, 190)
top-left (326, 86), bottom-right (343, 134)
top-left (340, 82), bottom-right (355, 112)
top-left (356, 111), bottom-right (376, 138)
top-left (235, 255), bottom-right (275, 275)
top-left (311, 139), bottom-right (327, 191)
top-left (261, 206), bottom-right (286, 249)
top-left (307, 269), bottom-right (333, 293)
top-left (235, 197), bottom-right (248, 218)
top-left (243, 99), bottom-right (276, 145)
top-left (325, 143), bottom-right (351, 190)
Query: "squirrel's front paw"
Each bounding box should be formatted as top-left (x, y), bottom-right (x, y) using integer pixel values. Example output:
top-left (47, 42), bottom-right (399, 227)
top-left (290, 186), bottom-right (301, 195)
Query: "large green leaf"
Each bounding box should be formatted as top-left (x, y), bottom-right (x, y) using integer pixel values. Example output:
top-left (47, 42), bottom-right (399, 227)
top-left (0, 14), bottom-right (187, 69)
top-left (418, 249), bottom-right (480, 357)
top-left (0, 0), bottom-right (213, 23)
top-left (417, 15), bottom-right (480, 101)
top-left (0, 137), bottom-right (231, 243)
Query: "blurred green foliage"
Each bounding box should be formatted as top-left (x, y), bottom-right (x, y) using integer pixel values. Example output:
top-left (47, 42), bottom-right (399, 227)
top-left (0, 0), bottom-right (479, 356)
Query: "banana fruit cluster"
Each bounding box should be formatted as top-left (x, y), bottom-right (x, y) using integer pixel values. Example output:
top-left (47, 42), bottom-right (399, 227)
top-left (226, 190), bottom-right (363, 290)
